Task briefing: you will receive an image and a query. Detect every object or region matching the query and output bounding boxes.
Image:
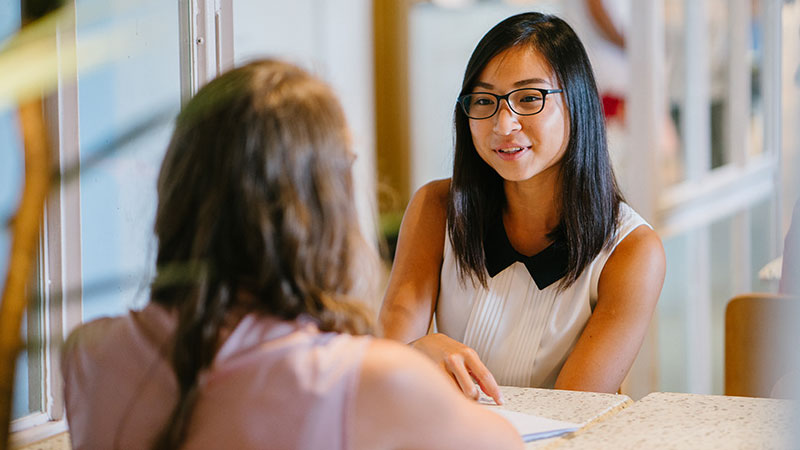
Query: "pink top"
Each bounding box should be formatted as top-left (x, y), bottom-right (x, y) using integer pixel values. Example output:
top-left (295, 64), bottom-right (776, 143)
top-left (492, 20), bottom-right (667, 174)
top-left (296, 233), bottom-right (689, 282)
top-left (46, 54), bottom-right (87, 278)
top-left (62, 303), bottom-right (371, 450)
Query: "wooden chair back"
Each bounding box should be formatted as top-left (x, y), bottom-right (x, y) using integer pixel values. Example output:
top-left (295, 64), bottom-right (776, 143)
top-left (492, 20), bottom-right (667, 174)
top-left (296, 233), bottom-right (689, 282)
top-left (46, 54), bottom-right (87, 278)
top-left (725, 293), bottom-right (798, 398)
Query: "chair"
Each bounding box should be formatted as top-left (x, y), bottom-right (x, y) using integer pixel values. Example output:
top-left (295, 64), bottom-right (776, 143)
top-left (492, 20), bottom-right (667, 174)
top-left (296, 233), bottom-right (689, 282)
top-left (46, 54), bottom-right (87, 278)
top-left (724, 293), bottom-right (799, 398)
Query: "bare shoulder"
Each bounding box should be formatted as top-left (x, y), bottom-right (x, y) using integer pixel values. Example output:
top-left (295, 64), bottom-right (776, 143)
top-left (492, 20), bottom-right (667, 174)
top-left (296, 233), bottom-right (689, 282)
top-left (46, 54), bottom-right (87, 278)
top-left (409, 178), bottom-right (450, 213)
top-left (418, 177), bottom-right (451, 195)
top-left (611, 224), bottom-right (665, 269)
top-left (358, 339), bottom-right (440, 396)
top-left (352, 339), bottom-right (447, 449)
top-left (401, 178), bottom-right (451, 238)
top-left (599, 224), bottom-right (666, 308)
top-left (396, 178), bottom-right (450, 243)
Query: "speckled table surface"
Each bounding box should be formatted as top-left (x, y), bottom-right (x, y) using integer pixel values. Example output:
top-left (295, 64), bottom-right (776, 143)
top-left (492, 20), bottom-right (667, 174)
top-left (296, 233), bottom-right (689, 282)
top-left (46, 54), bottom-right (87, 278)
top-left (551, 392), bottom-right (797, 449)
top-left (14, 390), bottom-right (796, 449)
top-left (493, 386), bottom-right (633, 449)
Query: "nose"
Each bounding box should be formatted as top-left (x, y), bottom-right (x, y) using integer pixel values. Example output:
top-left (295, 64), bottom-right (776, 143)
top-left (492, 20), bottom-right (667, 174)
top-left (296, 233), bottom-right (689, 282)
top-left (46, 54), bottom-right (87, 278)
top-left (492, 100), bottom-right (521, 135)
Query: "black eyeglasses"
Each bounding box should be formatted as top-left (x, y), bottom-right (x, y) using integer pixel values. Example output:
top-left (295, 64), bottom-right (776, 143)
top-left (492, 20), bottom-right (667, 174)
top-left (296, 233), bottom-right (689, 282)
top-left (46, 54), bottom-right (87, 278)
top-left (457, 87), bottom-right (563, 120)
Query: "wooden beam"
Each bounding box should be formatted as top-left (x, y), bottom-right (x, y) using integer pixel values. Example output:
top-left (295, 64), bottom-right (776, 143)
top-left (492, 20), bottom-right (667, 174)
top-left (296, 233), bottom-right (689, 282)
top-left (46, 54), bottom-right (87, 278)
top-left (373, 0), bottom-right (412, 210)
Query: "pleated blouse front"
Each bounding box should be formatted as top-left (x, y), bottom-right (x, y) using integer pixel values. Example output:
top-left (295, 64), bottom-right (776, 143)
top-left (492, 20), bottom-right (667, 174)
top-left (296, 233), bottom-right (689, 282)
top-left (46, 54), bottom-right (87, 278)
top-left (435, 202), bottom-right (648, 388)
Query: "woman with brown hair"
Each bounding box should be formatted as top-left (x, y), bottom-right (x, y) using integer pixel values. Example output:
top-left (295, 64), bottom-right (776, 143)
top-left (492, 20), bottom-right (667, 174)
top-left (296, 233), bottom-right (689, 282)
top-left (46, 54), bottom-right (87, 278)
top-left (61, 60), bottom-right (521, 449)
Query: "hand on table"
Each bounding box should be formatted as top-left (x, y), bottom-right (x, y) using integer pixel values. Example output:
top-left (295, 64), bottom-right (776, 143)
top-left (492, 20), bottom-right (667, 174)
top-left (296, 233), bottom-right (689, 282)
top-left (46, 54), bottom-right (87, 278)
top-left (410, 333), bottom-right (504, 405)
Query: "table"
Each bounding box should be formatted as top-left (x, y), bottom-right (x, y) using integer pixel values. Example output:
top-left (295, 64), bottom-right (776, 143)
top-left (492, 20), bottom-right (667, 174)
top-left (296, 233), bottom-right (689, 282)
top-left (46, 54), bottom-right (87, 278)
top-left (17, 389), bottom-right (797, 449)
top-left (501, 390), bottom-right (796, 449)
top-left (494, 386), bottom-right (632, 449)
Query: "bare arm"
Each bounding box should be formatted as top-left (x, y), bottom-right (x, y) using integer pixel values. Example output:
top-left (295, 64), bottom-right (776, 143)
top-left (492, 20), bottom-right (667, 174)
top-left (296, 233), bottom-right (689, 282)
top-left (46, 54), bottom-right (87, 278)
top-left (554, 225), bottom-right (665, 392)
top-left (352, 339), bottom-right (523, 450)
top-left (379, 179), bottom-right (449, 342)
top-left (379, 179), bottom-right (502, 404)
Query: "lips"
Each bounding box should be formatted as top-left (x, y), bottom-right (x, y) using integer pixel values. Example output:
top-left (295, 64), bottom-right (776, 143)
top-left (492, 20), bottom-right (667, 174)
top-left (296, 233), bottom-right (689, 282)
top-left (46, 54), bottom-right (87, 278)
top-left (494, 145), bottom-right (530, 160)
top-left (498, 147), bottom-right (525, 154)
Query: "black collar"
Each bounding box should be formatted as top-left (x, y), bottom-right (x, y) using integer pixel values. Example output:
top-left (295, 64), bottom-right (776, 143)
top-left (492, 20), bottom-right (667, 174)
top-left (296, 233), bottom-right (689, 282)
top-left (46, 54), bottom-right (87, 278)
top-left (483, 216), bottom-right (568, 290)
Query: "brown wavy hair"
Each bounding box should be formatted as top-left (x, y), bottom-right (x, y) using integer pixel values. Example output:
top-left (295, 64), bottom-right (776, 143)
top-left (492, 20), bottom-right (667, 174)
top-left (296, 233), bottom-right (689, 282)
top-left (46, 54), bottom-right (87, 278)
top-left (149, 59), bottom-right (376, 449)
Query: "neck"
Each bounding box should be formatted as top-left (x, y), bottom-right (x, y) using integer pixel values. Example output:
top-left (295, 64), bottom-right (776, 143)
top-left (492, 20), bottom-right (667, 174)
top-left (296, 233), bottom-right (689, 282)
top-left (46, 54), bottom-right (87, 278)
top-left (503, 167), bottom-right (561, 230)
top-left (501, 167), bottom-right (562, 256)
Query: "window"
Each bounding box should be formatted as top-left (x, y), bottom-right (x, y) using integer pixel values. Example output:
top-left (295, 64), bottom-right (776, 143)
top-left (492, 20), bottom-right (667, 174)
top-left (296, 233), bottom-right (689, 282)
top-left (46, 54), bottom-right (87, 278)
top-left (75, 0), bottom-right (182, 322)
top-left (7, 0), bottom-right (184, 444)
top-left (654, 0), bottom-right (784, 396)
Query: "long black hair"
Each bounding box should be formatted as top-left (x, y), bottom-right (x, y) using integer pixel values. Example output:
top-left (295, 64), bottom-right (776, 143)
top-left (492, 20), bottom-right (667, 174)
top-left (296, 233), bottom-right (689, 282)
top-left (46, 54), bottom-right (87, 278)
top-left (149, 59), bottom-right (376, 448)
top-left (448, 12), bottom-right (623, 289)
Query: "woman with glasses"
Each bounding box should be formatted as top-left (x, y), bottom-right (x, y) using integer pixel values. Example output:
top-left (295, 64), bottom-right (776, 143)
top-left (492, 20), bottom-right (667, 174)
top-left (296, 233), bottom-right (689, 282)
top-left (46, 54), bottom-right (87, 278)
top-left (61, 60), bottom-right (522, 449)
top-left (380, 12), bottom-right (665, 404)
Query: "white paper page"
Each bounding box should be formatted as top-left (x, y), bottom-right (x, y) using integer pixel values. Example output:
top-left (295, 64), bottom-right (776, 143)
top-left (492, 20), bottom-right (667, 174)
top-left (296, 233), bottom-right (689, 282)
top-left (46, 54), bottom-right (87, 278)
top-left (483, 407), bottom-right (580, 442)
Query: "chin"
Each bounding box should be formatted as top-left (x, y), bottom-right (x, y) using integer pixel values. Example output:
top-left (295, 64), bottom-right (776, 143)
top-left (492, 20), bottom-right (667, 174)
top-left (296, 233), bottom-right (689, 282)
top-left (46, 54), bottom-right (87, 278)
top-left (499, 164), bottom-right (557, 182)
top-left (497, 171), bottom-right (538, 183)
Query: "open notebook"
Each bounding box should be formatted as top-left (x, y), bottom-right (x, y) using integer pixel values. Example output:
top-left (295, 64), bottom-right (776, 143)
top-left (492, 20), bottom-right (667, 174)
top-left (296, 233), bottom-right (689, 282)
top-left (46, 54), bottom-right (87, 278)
top-left (479, 395), bottom-right (580, 442)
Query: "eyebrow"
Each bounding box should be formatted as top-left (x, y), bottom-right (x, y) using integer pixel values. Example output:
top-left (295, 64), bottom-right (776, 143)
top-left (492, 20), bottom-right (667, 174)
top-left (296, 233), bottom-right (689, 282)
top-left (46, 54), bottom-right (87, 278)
top-left (473, 78), bottom-right (551, 89)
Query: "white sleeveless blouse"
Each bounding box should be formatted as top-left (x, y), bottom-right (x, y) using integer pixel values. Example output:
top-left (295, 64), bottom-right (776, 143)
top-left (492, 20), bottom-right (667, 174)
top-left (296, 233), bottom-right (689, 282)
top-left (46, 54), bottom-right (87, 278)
top-left (435, 203), bottom-right (649, 388)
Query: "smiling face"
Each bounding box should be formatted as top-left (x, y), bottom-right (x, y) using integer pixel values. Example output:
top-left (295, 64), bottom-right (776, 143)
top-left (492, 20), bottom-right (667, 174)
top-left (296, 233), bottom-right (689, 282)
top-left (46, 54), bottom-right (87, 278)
top-left (468, 45), bottom-right (570, 185)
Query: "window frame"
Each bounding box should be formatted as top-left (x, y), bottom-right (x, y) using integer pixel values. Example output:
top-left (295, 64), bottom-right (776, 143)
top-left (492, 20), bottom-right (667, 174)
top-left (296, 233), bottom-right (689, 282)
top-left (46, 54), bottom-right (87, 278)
top-left (8, 1), bottom-right (81, 443)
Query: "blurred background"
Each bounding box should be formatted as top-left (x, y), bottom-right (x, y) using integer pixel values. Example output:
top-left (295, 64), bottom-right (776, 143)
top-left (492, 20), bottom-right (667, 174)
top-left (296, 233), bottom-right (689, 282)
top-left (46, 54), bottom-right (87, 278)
top-left (1, 0), bottom-right (799, 444)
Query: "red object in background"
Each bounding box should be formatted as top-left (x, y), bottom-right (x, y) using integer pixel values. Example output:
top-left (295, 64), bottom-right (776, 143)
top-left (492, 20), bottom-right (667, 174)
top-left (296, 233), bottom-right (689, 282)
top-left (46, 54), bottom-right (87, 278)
top-left (602, 94), bottom-right (625, 121)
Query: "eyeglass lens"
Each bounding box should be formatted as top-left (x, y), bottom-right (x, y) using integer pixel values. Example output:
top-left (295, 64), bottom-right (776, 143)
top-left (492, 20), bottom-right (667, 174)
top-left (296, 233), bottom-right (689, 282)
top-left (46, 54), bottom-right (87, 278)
top-left (461, 88), bottom-right (547, 119)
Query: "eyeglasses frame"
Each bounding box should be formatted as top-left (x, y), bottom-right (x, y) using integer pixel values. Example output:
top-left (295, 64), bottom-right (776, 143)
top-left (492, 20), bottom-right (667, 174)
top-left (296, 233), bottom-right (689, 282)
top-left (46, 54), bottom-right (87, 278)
top-left (456, 87), bottom-right (563, 120)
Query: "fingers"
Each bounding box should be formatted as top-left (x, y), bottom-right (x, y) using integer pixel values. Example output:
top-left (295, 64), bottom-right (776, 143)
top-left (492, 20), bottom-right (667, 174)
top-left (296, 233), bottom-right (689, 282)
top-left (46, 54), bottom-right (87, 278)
top-left (462, 351), bottom-right (503, 405)
top-left (443, 368), bottom-right (469, 399)
top-left (444, 353), bottom-right (479, 400)
top-left (472, 369), bottom-right (504, 405)
top-left (414, 333), bottom-right (503, 403)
